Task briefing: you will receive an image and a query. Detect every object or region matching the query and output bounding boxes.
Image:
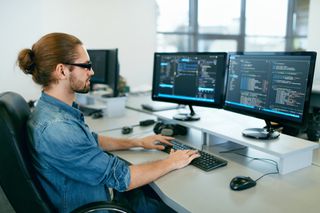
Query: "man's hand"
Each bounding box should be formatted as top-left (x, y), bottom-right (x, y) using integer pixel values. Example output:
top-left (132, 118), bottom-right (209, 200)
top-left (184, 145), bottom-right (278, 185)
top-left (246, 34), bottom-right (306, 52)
top-left (167, 149), bottom-right (200, 170)
top-left (128, 143), bottom-right (200, 190)
top-left (135, 134), bottom-right (174, 150)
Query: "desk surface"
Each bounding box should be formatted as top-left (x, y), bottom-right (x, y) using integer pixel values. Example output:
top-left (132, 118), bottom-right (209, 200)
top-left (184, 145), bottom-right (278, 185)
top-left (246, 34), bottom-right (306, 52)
top-left (89, 101), bottom-right (320, 213)
top-left (112, 148), bottom-right (320, 213)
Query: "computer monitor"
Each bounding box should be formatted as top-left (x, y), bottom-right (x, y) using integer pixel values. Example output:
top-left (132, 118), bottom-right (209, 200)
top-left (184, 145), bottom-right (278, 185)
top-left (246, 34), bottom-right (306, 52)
top-left (152, 52), bottom-right (227, 121)
top-left (224, 51), bottom-right (317, 139)
top-left (87, 49), bottom-right (119, 97)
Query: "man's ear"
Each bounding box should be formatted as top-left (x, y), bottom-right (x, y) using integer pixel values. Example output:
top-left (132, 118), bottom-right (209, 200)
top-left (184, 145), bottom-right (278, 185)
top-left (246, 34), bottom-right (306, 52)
top-left (55, 63), bottom-right (67, 79)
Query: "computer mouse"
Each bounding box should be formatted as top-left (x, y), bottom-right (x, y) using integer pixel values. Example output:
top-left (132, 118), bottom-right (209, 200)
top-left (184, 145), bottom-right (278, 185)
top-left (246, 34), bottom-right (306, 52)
top-left (230, 176), bottom-right (256, 191)
top-left (91, 112), bottom-right (103, 119)
top-left (121, 126), bottom-right (133, 134)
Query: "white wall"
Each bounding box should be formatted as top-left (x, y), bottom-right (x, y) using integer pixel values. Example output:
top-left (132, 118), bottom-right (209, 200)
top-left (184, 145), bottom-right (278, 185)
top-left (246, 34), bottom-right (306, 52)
top-left (308, 0), bottom-right (320, 89)
top-left (0, 0), bottom-right (44, 100)
top-left (0, 0), bottom-right (156, 101)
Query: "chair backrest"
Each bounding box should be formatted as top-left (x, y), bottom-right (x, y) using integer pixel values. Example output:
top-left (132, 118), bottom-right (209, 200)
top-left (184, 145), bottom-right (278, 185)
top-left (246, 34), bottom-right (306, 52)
top-left (0, 92), bottom-right (54, 213)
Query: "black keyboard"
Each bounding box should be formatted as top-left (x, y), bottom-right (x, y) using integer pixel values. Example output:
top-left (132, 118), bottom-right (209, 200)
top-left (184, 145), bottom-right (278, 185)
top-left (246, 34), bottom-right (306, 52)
top-left (160, 140), bottom-right (227, 172)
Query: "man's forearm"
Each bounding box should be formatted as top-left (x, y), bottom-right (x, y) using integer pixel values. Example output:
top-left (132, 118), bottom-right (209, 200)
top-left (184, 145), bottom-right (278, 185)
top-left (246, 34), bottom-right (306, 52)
top-left (98, 135), bottom-right (140, 151)
top-left (127, 158), bottom-right (175, 190)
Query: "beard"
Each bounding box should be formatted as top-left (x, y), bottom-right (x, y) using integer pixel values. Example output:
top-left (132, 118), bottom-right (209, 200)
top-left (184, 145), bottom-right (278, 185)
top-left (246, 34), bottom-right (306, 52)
top-left (70, 75), bottom-right (91, 94)
top-left (75, 86), bottom-right (90, 94)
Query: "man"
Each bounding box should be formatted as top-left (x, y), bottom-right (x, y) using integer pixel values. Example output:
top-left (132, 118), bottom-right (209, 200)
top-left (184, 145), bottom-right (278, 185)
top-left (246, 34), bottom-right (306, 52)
top-left (17, 32), bottom-right (199, 212)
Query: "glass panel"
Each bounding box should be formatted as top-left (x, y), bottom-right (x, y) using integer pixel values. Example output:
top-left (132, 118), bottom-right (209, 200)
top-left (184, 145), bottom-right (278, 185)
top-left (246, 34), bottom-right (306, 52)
top-left (245, 37), bottom-right (285, 51)
top-left (293, 37), bottom-right (308, 51)
top-left (198, 0), bottom-right (241, 34)
top-left (293, 0), bottom-right (309, 36)
top-left (198, 39), bottom-right (237, 52)
top-left (157, 34), bottom-right (190, 52)
top-left (155, 0), bottom-right (189, 32)
top-left (246, 0), bottom-right (288, 36)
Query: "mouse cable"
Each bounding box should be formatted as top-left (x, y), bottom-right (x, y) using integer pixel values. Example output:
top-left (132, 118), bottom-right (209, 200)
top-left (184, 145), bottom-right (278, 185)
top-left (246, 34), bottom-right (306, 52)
top-left (97, 119), bottom-right (156, 133)
top-left (220, 149), bottom-right (279, 182)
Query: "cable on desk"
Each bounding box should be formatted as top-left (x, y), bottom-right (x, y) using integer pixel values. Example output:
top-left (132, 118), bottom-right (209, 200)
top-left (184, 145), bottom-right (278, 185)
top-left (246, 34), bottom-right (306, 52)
top-left (201, 143), bottom-right (205, 152)
top-left (312, 162), bottom-right (320, 168)
top-left (201, 143), bottom-right (248, 153)
top-left (97, 119), bottom-right (156, 134)
top-left (219, 147), bottom-right (248, 153)
top-left (220, 149), bottom-right (279, 182)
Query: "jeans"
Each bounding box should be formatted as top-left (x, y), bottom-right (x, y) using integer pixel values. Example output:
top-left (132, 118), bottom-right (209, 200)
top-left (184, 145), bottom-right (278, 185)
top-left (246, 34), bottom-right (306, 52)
top-left (113, 185), bottom-right (176, 213)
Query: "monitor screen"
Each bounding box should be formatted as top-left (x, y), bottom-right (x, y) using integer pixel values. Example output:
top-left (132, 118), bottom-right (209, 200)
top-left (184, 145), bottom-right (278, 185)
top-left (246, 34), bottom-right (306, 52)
top-left (87, 49), bottom-right (119, 97)
top-left (224, 51), bottom-right (317, 139)
top-left (152, 52), bottom-right (227, 121)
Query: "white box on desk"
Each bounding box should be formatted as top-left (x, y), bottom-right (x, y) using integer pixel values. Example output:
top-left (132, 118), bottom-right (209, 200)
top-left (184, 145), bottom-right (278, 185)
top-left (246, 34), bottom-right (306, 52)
top-left (76, 93), bottom-right (127, 118)
top-left (96, 96), bottom-right (127, 118)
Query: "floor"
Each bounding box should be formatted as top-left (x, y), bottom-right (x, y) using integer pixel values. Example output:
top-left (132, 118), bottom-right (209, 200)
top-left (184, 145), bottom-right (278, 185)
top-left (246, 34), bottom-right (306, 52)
top-left (0, 186), bottom-right (15, 212)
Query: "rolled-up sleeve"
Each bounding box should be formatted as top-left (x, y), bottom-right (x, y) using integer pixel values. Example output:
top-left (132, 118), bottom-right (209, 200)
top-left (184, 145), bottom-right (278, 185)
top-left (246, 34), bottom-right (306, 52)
top-left (38, 120), bottom-right (131, 192)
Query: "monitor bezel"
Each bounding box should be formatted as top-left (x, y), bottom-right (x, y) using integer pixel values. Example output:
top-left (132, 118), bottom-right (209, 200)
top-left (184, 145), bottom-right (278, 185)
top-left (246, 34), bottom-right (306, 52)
top-left (223, 51), bottom-right (317, 128)
top-left (152, 52), bottom-right (228, 108)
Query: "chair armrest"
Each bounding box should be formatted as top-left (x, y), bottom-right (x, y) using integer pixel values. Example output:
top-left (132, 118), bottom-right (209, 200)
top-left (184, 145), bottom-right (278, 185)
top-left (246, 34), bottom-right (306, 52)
top-left (70, 201), bottom-right (134, 213)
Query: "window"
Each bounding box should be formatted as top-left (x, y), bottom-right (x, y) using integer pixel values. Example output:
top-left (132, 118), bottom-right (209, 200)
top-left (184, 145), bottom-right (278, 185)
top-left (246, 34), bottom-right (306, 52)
top-left (157, 34), bottom-right (191, 52)
top-left (198, 0), bottom-right (241, 35)
top-left (156, 0), bottom-right (310, 52)
top-left (198, 39), bottom-right (238, 52)
top-left (156, 0), bottom-right (189, 32)
top-left (290, 0), bottom-right (310, 50)
top-left (245, 0), bottom-right (287, 51)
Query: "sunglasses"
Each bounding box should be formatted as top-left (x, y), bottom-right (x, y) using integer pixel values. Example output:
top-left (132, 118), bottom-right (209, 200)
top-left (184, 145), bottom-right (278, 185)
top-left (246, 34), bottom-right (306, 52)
top-left (64, 61), bottom-right (92, 70)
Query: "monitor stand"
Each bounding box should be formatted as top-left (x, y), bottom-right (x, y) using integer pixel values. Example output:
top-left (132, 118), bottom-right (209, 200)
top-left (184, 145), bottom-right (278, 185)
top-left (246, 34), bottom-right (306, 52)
top-left (173, 105), bottom-right (200, 121)
top-left (242, 120), bottom-right (280, 140)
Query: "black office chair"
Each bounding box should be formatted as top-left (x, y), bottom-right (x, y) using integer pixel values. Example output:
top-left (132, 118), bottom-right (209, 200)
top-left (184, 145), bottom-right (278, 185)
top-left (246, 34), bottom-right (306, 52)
top-left (0, 91), bottom-right (133, 213)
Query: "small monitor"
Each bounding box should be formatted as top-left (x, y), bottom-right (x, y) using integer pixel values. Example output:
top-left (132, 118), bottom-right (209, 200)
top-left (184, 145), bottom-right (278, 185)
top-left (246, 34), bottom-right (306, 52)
top-left (224, 52), bottom-right (317, 139)
top-left (87, 49), bottom-right (119, 97)
top-left (152, 52), bottom-right (227, 121)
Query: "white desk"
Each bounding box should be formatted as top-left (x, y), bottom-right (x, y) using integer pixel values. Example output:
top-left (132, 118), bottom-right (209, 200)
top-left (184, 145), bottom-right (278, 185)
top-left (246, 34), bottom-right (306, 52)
top-left (88, 107), bottom-right (320, 213)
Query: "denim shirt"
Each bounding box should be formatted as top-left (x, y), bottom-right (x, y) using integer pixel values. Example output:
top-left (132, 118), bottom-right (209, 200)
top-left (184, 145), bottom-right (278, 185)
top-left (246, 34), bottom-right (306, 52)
top-left (27, 92), bottom-right (130, 213)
